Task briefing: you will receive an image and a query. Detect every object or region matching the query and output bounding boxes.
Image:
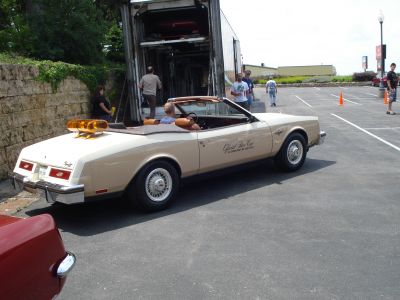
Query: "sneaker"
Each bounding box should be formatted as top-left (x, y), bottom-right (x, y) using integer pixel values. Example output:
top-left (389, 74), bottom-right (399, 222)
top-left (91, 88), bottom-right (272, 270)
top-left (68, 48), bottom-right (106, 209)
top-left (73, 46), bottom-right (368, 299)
top-left (387, 111), bottom-right (396, 115)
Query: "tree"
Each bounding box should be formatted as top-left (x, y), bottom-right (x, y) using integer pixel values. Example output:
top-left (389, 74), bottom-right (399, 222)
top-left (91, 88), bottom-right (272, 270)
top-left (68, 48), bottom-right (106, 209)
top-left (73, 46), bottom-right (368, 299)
top-left (27, 0), bottom-right (108, 64)
top-left (0, 0), bottom-right (33, 54)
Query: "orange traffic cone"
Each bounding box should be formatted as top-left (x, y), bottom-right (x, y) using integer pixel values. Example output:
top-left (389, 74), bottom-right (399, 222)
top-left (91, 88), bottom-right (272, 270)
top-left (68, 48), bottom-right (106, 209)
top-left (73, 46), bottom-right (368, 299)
top-left (384, 91), bottom-right (388, 104)
top-left (339, 91), bottom-right (343, 106)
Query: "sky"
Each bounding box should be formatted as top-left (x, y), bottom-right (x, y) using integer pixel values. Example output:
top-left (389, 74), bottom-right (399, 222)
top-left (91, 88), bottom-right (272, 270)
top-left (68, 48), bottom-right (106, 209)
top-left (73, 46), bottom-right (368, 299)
top-left (219, 0), bottom-right (400, 75)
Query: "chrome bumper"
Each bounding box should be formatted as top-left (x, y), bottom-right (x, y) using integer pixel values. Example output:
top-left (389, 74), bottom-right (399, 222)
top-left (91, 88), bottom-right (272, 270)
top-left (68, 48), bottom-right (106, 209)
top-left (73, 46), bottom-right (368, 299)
top-left (8, 172), bottom-right (84, 204)
top-left (57, 252), bottom-right (76, 278)
top-left (319, 130), bottom-right (326, 145)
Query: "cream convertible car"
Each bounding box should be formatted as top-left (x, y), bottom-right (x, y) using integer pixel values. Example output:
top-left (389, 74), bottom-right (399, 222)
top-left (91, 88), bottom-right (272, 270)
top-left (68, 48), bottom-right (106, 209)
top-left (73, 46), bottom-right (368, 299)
top-left (9, 96), bottom-right (326, 212)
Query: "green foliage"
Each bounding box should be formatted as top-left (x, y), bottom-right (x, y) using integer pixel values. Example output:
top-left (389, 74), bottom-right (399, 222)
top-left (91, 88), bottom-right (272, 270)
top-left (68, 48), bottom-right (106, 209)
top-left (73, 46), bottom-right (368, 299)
top-left (332, 75), bottom-right (353, 82)
top-left (254, 75), bottom-right (355, 84)
top-left (1, 1), bottom-right (125, 65)
top-left (94, 0), bottom-right (124, 22)
top-left (352, 72), bottom-right (376, 82)
top-left (254, 79), bottom-right (266, 84)
top-left (302, 76), bottom-right (332, 83)
top-left (0, 52), bottom-right (124, 92)
top-left (255, 76), bottom-right (310, 84)
top-left (104, 23), bottom-right (125, 62)
top-left (275, 76), bottom-right (309, 84)
top-left (26, 0), bottom-right (108, 65)
top-left (0, 0), bottom-right (33, 55)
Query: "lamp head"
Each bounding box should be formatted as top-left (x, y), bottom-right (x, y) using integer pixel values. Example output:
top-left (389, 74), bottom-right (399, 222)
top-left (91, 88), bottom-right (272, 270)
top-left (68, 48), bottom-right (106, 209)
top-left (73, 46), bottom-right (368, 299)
top-left (378, 10), bottom-right (384, 23)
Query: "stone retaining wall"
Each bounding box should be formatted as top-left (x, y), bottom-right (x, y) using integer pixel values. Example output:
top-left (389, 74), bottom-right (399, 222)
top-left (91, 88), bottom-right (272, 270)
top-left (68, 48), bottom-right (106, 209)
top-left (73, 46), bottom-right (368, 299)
top-left (0, 64), bottom-right (90, 180)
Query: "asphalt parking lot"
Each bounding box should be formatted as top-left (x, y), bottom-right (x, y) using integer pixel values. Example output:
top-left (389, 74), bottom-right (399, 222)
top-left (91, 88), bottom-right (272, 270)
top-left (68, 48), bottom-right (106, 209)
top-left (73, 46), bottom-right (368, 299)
top-left (10, 86), bottom-right (400, 299)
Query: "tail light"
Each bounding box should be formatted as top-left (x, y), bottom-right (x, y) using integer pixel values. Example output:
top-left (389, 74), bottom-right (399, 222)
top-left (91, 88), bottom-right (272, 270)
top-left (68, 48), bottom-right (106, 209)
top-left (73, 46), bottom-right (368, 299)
top-left (19, 160), bottom-right (34, 172)
top-left (49, 168), bottom-right (71, 180)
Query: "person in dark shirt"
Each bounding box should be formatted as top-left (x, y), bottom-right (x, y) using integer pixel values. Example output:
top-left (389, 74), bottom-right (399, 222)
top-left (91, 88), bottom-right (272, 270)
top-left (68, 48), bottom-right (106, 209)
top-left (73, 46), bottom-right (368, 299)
top-left (92, 85), bottom-right (112, 121)
top-left (242, 70), bottom-right (254, 111)
top-left (386, 63), bottom-right (398, 115)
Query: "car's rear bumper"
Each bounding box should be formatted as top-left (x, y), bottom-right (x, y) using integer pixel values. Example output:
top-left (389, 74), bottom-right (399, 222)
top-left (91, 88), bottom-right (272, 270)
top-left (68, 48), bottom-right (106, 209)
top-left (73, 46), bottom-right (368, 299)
top-left (8, 171), bottom-right (84, 204)
top-left (57, 251), bottom-right (76, 278)
top-left (319, 131), bottom-right (326, 145)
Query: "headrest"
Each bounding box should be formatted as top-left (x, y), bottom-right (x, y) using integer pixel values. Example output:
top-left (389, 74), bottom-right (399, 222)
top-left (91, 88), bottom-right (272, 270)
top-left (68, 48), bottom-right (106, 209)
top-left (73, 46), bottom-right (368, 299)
top-left (174, 118), bottom-right (194, 127)
top-left (143, 119), bottom-right (160, 125)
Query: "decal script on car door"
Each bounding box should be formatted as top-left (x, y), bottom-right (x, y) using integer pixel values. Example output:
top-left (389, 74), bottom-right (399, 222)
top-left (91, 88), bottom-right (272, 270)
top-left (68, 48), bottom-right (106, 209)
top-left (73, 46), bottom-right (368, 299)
top-left (223, 139), bottom-right (255, 154)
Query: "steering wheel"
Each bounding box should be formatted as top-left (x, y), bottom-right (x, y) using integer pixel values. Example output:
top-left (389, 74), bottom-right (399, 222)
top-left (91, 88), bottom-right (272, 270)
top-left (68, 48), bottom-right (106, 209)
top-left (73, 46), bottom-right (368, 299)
top-left (186, 112), bottom-right (198, 123)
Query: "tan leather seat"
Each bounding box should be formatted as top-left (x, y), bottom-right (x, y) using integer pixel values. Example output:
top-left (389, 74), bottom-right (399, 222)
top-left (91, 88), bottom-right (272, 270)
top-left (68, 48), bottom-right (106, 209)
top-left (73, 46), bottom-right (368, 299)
top-left (174, 118), bottom-right (194, 127)
top-left (143, 119), bottom-right (160, 125)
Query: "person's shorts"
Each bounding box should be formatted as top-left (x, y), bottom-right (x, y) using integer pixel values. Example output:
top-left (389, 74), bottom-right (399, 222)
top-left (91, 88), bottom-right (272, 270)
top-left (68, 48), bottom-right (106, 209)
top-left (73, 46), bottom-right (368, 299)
top-left (389, 89), bottom-right (397, 102)
top-left (247, 94), bottom-right (254, 106)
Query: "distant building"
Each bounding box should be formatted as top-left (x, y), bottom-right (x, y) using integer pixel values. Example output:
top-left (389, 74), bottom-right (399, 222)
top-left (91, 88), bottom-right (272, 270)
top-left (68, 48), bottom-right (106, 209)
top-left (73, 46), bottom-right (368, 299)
top-left (243, 64), bottom-right (277, 78)
top-left (243, 64), bottom-right (336, 78)
top-left (277, 65), bottom-right (336, 76)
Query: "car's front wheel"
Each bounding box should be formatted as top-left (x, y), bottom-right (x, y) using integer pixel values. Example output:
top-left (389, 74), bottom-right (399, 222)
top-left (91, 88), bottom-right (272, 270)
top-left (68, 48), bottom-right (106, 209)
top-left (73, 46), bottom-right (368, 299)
top-left (127, 160), bottom-right (179, 212)
top-left (275, 132), bottom-right (307, 171)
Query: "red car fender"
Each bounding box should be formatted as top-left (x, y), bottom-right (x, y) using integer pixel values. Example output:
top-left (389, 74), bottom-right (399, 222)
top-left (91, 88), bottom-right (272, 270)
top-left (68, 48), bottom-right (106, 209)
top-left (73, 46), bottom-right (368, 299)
top-left (0, 214), bottom-right (69, 299)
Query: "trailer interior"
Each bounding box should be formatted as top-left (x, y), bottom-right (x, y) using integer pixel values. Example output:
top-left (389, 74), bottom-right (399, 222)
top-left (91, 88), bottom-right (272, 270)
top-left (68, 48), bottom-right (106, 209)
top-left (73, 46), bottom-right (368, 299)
top-left (134, 2), bottom-right (212, 101)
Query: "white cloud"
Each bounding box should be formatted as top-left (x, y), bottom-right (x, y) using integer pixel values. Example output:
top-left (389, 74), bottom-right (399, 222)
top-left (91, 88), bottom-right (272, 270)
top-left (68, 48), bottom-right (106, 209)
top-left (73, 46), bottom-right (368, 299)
top-left (220, 0), bottom-right (400, 75)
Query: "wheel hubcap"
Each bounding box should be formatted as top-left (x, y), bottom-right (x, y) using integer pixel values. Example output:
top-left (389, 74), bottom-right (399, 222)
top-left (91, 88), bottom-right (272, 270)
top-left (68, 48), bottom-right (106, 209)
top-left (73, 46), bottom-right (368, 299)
top-left (145, 168), bottom-right (172, 202)
top-left (287, 140), bottom-right (303, 165)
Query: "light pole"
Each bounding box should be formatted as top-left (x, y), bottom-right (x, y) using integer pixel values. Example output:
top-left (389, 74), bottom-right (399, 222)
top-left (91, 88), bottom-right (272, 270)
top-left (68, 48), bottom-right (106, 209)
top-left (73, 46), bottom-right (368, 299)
top-left (378, 11), bottom-right (385, 97)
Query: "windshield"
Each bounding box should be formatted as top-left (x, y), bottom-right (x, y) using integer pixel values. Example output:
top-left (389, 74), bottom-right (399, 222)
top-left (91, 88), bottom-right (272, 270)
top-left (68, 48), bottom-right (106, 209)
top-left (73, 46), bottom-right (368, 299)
top-left (174, 99), bottom-right (246, 117)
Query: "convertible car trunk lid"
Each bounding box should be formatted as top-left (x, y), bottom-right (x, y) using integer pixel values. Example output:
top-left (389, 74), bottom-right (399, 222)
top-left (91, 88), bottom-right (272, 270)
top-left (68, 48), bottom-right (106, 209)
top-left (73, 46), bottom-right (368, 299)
top-left (17, 132), bottom-right (146, 169)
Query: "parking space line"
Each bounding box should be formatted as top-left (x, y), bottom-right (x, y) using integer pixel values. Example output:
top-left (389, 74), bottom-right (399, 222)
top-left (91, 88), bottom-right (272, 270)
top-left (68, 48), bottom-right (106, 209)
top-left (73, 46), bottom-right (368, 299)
top-left (331, 113), bottom-right (400, 152)
top-left (330, 94), bottom-right (361, 105)
top-left (364, 127), bottom-right (400, 130)
top-left (365, 93), bottom-right (378, 97)
top-left (346, 94), bottom-right (361, 99)
top-left (295, 95), bottom-right (313, 107)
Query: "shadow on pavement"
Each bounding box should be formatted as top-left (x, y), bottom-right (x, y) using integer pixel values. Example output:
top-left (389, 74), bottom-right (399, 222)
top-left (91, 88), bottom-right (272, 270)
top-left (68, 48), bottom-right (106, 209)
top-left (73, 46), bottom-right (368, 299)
top-left (24, 158), bottom-right (336, 236)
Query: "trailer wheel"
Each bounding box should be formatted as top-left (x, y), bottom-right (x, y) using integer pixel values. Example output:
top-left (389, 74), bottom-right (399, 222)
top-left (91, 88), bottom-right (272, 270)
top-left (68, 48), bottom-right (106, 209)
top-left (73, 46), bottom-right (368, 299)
top-left (127, 160), bottom-right (179, 212)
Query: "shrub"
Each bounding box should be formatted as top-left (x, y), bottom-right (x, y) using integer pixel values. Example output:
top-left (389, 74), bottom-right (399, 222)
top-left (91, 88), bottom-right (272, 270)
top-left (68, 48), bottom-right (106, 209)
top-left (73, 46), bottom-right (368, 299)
top-left (0, 52), bottom-right (124, 92)
top-left (275, 76), bottom-right (309, 84)
top-left (352, 71), bottom-right (376, 82)
top-left (254, 79), bottom-right (266, 85)
top-left (332, 76), bottom-right (352, 82)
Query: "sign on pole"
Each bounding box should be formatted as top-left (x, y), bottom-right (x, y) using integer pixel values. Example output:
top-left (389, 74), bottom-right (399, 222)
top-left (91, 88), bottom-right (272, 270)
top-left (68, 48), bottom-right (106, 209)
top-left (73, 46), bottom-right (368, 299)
top-left (362, 56), bottom-right (368, 71)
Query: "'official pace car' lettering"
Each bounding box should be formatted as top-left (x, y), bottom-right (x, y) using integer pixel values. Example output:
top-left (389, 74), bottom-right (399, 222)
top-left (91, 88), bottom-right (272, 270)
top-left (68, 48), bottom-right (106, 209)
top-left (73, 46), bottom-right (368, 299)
top-left (223, 140), bottom-right (255, 154)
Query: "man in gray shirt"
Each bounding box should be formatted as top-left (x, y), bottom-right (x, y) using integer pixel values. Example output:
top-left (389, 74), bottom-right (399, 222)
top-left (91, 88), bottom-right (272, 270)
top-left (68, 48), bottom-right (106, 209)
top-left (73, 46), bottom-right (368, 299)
top-left (139, 66), bottom-right (162, 119)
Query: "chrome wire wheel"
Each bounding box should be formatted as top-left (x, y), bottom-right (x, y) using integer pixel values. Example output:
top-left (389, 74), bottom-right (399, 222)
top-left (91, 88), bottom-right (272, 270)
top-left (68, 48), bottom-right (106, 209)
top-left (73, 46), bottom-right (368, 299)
top-left (145, 168), bottom-right (173, 202)
top-left (286, 140), bottom-right (304, 165)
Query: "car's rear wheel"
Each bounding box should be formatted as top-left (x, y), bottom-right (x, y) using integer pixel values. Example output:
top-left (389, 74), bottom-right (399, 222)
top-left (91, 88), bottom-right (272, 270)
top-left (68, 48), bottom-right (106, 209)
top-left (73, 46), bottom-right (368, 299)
top-left (275, 132), bottom-right (307, 171)
top-left (127, 160), bottom-right (179, 212)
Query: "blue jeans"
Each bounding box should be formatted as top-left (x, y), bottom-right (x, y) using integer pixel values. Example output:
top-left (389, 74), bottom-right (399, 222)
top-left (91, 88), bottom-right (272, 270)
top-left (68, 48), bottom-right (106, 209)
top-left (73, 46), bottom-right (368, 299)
top-left (389, 89), bottom-right (397, 102)
top-left (247, 94), bottom-right (254, 107)
top-left (268, 91), bottom-right (277, 105)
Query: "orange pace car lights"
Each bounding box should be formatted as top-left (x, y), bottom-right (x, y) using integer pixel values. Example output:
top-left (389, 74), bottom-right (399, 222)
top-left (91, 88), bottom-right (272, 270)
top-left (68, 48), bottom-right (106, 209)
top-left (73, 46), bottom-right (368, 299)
top-left (67, 119), bottom-right (108, 137)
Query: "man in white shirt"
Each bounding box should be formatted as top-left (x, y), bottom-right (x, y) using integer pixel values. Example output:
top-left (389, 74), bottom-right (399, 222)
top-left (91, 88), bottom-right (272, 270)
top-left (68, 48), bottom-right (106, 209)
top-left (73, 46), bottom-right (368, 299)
top-left (266, 76), bottom-right (277, 107)
top-left (230, 73), bottom-right (249, 110)
top-left (139, 66), bottom-right (162, 118)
